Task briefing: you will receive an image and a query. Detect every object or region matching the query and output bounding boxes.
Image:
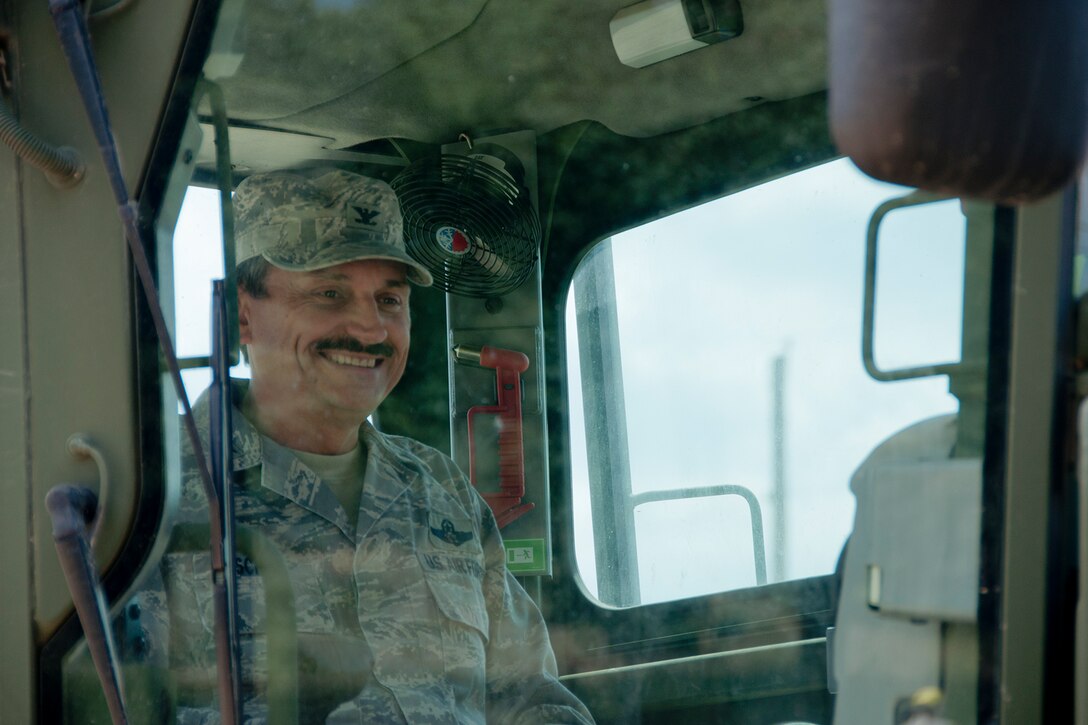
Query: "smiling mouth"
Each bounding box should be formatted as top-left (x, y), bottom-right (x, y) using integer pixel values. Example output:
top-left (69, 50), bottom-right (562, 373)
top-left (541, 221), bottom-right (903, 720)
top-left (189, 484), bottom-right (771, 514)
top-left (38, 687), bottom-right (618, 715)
top-left (321, 351), bottom-right (381, 369)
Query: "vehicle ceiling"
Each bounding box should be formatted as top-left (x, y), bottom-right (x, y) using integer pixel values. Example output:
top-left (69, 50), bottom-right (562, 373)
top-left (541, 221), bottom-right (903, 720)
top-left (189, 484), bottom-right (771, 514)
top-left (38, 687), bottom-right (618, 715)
top-left (208, 0), bottom-right (827, 167)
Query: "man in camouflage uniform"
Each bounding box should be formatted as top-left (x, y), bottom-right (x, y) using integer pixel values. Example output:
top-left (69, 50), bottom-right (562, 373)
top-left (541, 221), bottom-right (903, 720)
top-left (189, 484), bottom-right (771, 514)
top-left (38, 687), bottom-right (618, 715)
top-left (161, 169), bottom-right (593, 724)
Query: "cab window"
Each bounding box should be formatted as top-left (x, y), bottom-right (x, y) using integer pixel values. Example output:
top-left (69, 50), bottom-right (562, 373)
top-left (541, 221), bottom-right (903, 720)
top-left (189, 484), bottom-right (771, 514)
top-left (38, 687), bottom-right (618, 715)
top-left (171, 185), bottom-right (250, 400)
top-left (566, 158), bottom-right (966, 606)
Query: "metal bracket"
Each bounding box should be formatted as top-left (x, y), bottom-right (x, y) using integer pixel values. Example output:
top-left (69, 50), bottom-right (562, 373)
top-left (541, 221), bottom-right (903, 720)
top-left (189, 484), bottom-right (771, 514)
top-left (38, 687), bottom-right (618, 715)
top-left (67, 434), bottom-right (110, 550)
top-left (862, 190), bottom-right (965, 382)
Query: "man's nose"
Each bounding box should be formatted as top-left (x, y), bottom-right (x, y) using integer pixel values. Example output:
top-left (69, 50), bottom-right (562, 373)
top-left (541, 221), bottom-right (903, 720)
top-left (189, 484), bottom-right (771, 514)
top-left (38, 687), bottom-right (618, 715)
top-left (343, 297), bottom-right (388, 342)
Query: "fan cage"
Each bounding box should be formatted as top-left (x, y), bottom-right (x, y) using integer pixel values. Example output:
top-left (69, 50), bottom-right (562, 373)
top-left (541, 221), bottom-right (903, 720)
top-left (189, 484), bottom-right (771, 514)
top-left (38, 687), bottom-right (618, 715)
top-left (392, 154), bottom-right (540, 298)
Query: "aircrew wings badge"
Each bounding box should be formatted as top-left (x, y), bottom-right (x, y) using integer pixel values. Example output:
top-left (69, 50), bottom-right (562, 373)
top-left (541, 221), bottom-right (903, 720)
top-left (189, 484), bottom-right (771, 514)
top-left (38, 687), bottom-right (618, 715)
top-left (430, 516), bottom-right (474, 547)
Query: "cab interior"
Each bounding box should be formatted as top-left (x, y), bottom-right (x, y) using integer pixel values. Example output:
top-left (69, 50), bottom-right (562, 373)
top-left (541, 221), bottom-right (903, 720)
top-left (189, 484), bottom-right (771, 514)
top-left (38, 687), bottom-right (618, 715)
top-left (31, 0), bottom-right (1038, 722)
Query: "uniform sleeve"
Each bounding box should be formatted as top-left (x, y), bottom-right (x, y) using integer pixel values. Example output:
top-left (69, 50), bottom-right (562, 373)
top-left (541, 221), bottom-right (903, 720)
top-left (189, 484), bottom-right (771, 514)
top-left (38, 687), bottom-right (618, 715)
top-left (475, 498), bottom-right (596, 724)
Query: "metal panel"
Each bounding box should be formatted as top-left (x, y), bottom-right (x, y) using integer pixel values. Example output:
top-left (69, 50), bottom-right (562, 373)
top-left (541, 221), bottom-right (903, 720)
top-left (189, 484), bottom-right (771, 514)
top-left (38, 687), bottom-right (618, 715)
top-left (9, 0), bottom-right (198, 639)
top-left (0, 95), bottom-right (34, 725)
top-left (867, 459), bottom-right (981, 622)
top-left (1000, 192), bottom-right (1068, 724)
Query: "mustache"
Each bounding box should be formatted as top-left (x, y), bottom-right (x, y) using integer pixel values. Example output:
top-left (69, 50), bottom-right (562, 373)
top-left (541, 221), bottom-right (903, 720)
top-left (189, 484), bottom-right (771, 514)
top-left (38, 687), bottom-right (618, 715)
top-left (314, 336), bottom-right (395, 357)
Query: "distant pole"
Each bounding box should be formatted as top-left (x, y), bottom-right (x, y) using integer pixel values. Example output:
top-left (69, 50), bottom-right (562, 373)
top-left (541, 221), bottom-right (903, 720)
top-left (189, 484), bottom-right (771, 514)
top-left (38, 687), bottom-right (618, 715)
top-left (772, 354), bottom-right (787, 582)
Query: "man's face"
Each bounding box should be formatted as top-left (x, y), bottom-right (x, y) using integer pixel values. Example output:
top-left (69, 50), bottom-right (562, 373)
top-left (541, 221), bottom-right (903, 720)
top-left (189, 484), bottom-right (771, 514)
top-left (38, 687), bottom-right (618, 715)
top-left (238, 258), bottom-right (411, 423)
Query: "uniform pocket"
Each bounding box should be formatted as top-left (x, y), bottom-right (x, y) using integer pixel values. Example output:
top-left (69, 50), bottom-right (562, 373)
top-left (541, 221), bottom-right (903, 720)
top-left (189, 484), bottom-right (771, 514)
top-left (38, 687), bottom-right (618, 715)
top-left (419, 554), bottom-right (490, 641)
top-left (418, 553), bottom-right (490, 718)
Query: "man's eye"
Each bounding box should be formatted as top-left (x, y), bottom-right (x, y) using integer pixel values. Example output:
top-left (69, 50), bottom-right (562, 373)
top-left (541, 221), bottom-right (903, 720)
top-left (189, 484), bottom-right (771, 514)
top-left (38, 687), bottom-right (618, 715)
top-left (380, 295), bottom-right (402, 306)
top-left (321, 290), bottom-right (340, 299)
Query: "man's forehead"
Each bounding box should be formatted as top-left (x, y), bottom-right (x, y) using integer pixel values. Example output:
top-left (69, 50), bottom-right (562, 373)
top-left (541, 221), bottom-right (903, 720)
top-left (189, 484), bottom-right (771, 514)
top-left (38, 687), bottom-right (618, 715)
top-left (290, 259), bottom-right (410, 286)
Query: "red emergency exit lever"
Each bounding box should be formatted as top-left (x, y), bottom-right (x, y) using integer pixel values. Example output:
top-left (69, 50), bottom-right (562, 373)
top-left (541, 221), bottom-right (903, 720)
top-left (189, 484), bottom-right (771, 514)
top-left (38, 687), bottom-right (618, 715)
top-left (454, 345), bottom-right (535, 528)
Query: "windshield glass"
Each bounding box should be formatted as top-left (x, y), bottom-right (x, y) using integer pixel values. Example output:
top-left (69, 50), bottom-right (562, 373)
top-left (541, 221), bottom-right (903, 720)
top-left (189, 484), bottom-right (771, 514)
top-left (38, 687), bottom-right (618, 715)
top-left (53, 2), bottom-right (1000, 723)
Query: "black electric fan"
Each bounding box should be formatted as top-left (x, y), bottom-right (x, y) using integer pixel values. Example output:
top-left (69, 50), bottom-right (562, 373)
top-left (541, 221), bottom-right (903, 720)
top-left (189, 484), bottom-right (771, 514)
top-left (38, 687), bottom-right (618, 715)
top-left (391, 150), bottom-right (540, 298)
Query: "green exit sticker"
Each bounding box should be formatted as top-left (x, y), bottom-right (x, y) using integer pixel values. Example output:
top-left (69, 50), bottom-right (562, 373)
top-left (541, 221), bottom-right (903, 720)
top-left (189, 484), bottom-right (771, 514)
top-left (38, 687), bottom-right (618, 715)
top-left (503, 538), bottom-right (546, 574)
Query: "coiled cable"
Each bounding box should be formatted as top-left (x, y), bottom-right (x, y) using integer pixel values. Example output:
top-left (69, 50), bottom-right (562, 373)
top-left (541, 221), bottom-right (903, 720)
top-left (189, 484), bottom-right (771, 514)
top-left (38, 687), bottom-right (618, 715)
top-left (0, 92), bottom-right (84, 187)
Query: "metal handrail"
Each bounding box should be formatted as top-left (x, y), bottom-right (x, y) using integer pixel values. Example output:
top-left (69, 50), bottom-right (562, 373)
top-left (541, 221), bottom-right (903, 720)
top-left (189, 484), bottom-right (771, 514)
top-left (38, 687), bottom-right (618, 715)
top-left (630, 484), bottom-right (767, 586)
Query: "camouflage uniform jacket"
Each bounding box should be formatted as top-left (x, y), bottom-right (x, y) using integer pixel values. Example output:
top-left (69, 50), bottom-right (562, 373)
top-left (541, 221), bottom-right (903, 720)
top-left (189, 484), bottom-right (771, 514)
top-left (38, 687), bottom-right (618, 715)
top-left (161, 382), bottom-right (593, 724)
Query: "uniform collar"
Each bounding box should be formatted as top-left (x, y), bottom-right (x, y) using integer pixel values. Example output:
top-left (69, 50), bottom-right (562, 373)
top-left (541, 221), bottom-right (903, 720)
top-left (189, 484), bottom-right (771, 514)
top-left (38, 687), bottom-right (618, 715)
top-left (192, 380), bottom-right (424, 541)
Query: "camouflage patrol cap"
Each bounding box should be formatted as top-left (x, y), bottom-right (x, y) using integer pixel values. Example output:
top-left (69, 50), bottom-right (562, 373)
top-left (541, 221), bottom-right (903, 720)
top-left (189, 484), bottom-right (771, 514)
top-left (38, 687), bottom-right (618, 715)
top-left (233, 169), bottom-right (433, 286)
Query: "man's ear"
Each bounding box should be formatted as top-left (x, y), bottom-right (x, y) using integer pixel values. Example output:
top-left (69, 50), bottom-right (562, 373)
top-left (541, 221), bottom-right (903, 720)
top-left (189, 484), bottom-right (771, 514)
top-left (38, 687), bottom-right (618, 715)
top-left (237, 290), bottom-right (253, 345)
